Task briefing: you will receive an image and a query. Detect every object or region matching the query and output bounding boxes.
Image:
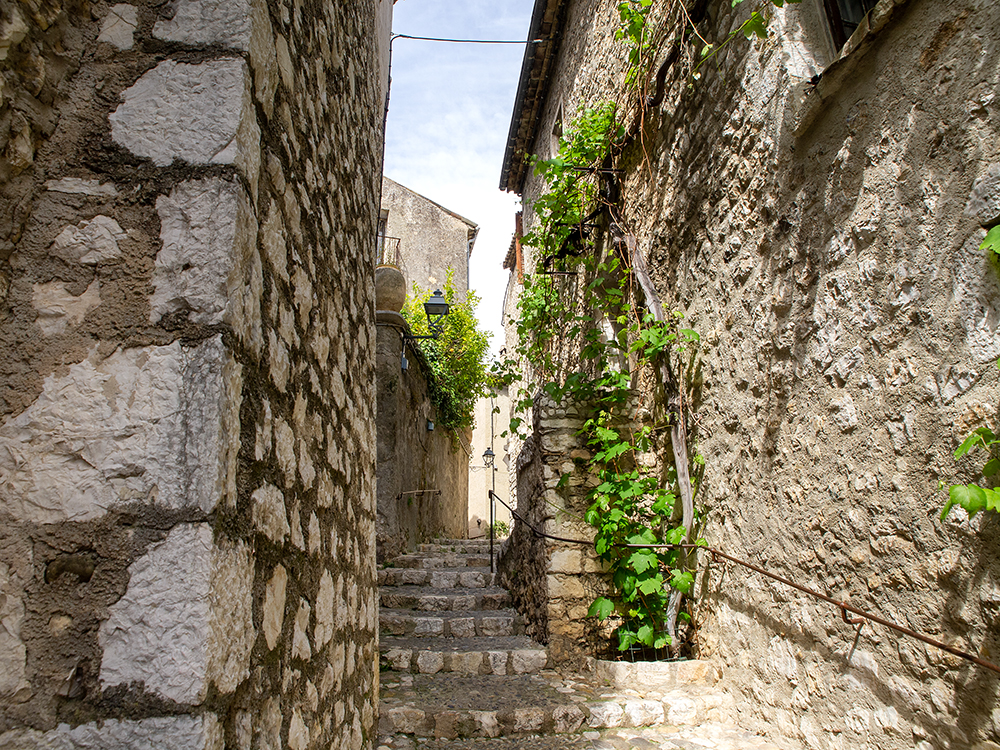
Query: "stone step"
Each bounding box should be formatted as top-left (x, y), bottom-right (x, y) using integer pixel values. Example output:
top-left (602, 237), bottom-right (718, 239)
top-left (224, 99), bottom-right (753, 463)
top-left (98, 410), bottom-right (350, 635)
top-left (380, 608), bottom-right (524, 638)
top-left (418, 539), bottom-right (493, 552)
top-left (378, 730), bottom-right (784, 750)
top-left (378, 567), bottom-right (496, 588)
top-left (390, 553), bottom-right (492, 569)
top-left (380, 586), bottom-right (510, 611)
top-left (380, 636), bottom-right (548, 675)
top-left (377, 671), bottom-right (739, 741)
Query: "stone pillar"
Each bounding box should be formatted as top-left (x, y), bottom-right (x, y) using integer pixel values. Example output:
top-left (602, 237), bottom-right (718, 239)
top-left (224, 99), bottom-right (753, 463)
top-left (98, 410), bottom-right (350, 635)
top-left (0, 1), bottom-right (385, 748)
top-left (498, 393), bottom-right (607, 667)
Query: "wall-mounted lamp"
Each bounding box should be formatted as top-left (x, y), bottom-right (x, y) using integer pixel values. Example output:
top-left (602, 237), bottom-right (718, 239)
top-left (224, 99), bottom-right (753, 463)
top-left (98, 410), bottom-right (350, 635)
top-left (424, 289), bottom-right (449, 335)
top-left (482, 447), bottom-right (495, 468)
top-left (427, 419), bottom-right (435, 431)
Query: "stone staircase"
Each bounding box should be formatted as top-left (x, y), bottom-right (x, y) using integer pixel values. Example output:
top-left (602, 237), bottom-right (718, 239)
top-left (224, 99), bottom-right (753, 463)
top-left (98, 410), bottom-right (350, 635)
top-left (376, 539), bottom-right (791, 750)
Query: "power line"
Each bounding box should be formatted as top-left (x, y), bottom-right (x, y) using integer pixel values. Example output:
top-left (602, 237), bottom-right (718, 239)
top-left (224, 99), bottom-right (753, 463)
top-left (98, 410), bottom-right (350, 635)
top-left (392, 33), bottom-right (542, 45)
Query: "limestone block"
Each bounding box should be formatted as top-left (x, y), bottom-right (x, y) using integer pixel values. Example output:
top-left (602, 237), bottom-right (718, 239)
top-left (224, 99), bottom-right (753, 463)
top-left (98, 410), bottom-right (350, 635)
top-left (50, 216), bottom-right (126, 265)
top-left (470, 711), bottom-right (499, 738)
top-left (448, 617), bottom-right (475, 638)
top-left (829, 394), bottom-right (858, 432)
top-left (416, 650), bottom-right (443, 674)
top-left (430, 571), bottom-right (458, 588)
top-left (32, 280), bottom-right (101, 335)
top-left (480, 615), bottom-right (514, 637)
top-left (622, 700), bottom-right (664, 727)
top-left (206, 540), bottom-right (254, 694)
top-left (664, 695), bottom-right (698, 725)
top-left (314, 570), bottom-right (335, 649)
top-left (154, 0), bottom-right (251, 50)
top-left (954, 234), bottom-right (1000, 364)
top-left (152, 178), bottom-right (239, 325)
top-left (100, 524), bottom-right (216, 704)
top-left (252, 484), bottom-right (290, 543)
top-left (457, 571), bottom-right (484, 588)
top-left (98, 5), bottom-right (137, 49)
top-left (448, 651), bottom-right (483, 675)
top-left (248, 0), bottom-right (278, 116)
top-left (587, 701), bottom-right (623, 728)
top-left (485, 650), bottom-right (508, 675)
top-left (552, 704), bottom-right (585, 733)
top-left (547, 574), bottom-right (585, 600)
top-left (45, 178), bottom-right (118, 197)
top-left (413, 617), bottom-right (444, 636)
top-left (287, 710), bottom-right (308, 750)
top-left (383, 648), bottom-right (411, 671)
top-left (385, 707), bottom-right (425, 735)
top-left (0, 338), bottom-right (226, 523)
top-left (0, 563), bottom-right (30, 702)
top-left (292, 599), bottom-right (312, 660)
top-left (548, 548), bottom-right (583, 574)
top-left (967, 164), bottom-right (1000, 227)
top-left (510, 649), bottom-right (547, 674)
top-left (0, 714), bottom-right (221, 749)
top-left (110, 58), bottom-right (248, 167)
top-left (262, 565), bottom-right (288, 651)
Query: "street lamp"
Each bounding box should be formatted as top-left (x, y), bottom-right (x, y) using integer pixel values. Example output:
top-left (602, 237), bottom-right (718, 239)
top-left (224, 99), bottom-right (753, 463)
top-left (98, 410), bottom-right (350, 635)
top-left (483, 447), bottom-right (496, 572)
top-left (401, 289), bottom-right (450, 369)
top-left (423, 289), bottom-right (450, 335)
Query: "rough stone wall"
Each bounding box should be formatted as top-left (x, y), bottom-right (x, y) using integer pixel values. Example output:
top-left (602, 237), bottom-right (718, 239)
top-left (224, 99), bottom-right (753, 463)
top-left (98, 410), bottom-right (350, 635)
top-left (0, 0), bottom-right (384, 748)
top-left (375, 313), bottom-right (470, 562)
top-left (511, 0), bottom-right (1000, 747)
top-left (381, 176), bottom-right (477, 297)
top-left (498, 394), bottom-right (606, 667)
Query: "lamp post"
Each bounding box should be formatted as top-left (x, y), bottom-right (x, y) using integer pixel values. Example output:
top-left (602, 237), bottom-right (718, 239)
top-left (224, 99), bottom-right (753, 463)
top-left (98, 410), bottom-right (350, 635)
top-left (483, 446), bottom-right (495, 572)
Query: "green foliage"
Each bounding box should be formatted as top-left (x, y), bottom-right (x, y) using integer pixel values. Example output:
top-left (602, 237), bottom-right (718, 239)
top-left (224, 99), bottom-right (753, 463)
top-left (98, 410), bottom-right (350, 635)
top-left (694, 0), bottom-right (802, 76)
top-left (981, 226), bottom-right (1000, 257)
top-left (510, 0), bottom-right (809, 653)
top-left (401, 272), bottom-right (491, 431)
top-left (489, 520), bottom-right (511, 537)
top-left (943, 424), bottom-right (1000, 520)
top-left (616, 0), bottom-right (653, 87)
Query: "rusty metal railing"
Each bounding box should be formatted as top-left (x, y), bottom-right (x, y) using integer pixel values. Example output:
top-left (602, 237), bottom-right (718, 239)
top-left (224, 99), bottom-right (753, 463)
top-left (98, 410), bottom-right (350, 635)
top-left (378, 236), bottom-right (401, 267)
top-left (488, 490), bottom-right (1000, 675)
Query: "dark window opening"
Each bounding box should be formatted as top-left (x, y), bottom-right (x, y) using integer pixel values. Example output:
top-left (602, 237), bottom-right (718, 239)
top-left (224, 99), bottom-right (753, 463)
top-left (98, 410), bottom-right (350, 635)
top-left (823, 0), bottom-right (878, 50)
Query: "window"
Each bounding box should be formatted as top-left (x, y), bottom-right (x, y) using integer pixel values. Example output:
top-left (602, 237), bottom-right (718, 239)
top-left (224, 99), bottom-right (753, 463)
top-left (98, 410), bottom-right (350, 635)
top-left (823, 0), bottom-right (878, 50)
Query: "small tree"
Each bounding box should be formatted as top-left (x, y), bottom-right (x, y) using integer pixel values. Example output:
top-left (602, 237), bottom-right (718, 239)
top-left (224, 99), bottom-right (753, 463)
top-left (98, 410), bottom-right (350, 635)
top-left (401, 271), bottom-right (491, 431)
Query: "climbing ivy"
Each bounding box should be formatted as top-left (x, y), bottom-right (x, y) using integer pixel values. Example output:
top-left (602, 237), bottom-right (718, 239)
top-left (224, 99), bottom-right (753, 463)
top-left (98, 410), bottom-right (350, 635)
top-left (508, 0), bottom-right (806, 653)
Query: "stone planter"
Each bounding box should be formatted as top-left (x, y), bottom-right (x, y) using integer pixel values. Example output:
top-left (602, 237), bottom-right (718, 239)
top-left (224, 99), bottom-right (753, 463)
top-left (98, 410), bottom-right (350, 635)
top-left (375, 264), bottom-right (406, 313)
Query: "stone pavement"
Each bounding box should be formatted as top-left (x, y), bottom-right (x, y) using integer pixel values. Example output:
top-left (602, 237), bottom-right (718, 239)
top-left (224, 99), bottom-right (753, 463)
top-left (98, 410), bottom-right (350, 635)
top-left (377, 539), bottom-right (794, 750)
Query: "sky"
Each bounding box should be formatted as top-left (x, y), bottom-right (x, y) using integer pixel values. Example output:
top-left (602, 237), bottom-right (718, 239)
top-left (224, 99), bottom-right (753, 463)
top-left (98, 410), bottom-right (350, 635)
top-left (383, 0), bottom-right (536, 355)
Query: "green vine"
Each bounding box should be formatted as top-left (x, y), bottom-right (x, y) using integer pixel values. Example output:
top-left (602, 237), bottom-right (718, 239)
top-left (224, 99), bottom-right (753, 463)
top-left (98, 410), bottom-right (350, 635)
top-left (507, 0), bottom-right (805, 653)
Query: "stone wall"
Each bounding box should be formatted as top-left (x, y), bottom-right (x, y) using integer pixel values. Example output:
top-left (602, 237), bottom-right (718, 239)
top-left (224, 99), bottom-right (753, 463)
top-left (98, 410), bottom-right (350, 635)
top-left (0, 0), bottom-right (385, 748)
top-left (507, 0), bottom-right (1000, 747)
top-left (375, 312), bottom-right (470, 562)
top-left (497, 393), bottom-right (607, 667)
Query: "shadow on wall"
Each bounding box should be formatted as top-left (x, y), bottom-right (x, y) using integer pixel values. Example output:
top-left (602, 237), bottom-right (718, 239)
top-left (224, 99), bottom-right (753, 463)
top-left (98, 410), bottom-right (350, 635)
top-left (698, 558), bottom-right (997, 748)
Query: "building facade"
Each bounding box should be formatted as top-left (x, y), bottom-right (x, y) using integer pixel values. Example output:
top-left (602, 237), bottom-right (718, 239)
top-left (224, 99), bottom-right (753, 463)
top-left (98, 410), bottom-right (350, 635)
top-left (500, 0), bottom-right (1000, 747)
top-left (0, 0), bottom-right (390, 747)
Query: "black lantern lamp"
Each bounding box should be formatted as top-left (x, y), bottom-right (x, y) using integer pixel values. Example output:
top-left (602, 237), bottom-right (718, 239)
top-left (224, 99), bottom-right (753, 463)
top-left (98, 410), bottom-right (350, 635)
top-left (483, 446), bottom-right (496, 571)
top-left (424, 289), bottom-right (449, 335)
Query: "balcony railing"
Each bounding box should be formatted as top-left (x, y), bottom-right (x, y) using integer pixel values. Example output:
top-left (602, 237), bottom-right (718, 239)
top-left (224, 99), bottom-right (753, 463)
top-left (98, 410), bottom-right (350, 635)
top-left (377, 236), bottom-right (401, 267)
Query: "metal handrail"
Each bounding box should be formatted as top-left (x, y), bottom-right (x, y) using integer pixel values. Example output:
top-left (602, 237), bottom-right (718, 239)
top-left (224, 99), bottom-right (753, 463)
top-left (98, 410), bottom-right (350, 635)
top-left (488, 490), bottom-right (1000, 675)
